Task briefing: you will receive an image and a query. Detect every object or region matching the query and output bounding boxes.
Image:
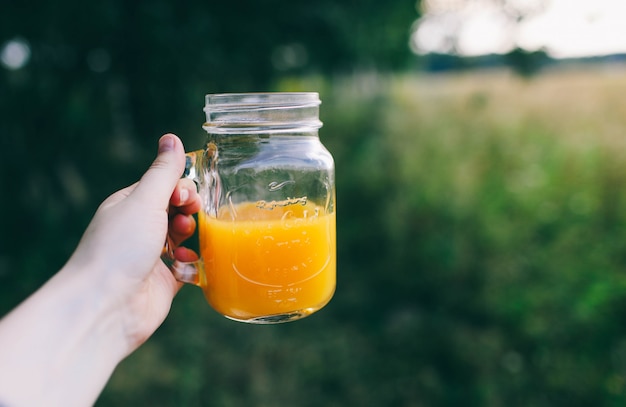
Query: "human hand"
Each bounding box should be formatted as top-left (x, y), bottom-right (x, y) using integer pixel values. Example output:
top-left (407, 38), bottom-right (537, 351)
top-left (0, 134), bottom-right (201, 407)
top-left (67, 133), bottom-right (201, 354)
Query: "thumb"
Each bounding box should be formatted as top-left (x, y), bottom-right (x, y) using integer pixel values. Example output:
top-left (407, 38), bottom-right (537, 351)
top-left (131, 134), bottom-right (186, 208)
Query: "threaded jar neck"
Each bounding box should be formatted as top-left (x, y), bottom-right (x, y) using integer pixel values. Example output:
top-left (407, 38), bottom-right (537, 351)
top-left (203, 92), bottom-right (322, 134)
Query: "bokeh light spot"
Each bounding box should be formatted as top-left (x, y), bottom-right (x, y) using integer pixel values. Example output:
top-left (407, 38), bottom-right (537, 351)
top-left (1, 38), bottom-right (31, 70)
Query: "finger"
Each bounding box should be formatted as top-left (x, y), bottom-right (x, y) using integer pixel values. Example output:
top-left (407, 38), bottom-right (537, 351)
top-left (169, 213), bottom-right (196, 246)
top-left (174, 246), bottom-right (199, 263)
top-left (170, 179), bottom-right (201, 216)
top-left (173, 198), bottom-right (202, 216)
top-left (131, 134), bottom-right (186, 208)
top-left (170, 178), bottom-right (198, 207)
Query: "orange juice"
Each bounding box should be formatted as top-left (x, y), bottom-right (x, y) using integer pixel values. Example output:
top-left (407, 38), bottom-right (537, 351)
top-left (198, 202), bottom-right (336, 322)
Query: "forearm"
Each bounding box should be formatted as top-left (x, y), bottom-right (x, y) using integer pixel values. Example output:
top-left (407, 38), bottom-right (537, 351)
top-left (0, 263), bottom-right (128, 407)
top-left (0, 135), bottom-right (188, 406)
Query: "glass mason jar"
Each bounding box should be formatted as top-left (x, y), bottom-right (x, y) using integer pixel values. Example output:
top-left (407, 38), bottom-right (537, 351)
top-left (163, 92), bottom-right (336, 324)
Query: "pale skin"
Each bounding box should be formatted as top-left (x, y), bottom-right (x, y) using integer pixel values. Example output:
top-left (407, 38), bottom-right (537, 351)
top-left (0, 134), bottom-right (201, 407)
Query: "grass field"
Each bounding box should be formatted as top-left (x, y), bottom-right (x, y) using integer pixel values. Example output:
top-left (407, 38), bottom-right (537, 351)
top-left (303, 65), bottom-right (626, 406)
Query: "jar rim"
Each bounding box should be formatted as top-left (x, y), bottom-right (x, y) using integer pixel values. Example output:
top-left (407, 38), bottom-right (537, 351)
top-left (202, 92), bottom-right (322, 134)
top-left (205, 92), bottom-right (321, 112)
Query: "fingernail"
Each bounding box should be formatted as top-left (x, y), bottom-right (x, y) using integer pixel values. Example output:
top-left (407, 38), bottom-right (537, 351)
top-left (179, 188), bottom-right (189, 203)
top-left (159, 134), bottom-right (175, 153)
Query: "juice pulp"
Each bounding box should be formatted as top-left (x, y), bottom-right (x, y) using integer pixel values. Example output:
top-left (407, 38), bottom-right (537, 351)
top-left (198, 202), bottom-right (336, 322)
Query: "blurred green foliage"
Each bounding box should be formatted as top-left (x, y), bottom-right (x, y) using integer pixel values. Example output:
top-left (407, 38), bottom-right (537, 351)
top-left (4, 2), bottom-right (626, 406)
top-left (0, 0), bottom-right (418, 311)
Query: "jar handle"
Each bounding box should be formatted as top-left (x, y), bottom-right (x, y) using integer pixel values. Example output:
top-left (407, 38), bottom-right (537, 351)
top-left (160, 150), bottom-right (204, 285)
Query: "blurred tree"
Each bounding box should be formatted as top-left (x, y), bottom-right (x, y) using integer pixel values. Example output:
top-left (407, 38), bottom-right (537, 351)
top-left (0, 0), bottom-right (419, 310)
top-left (411, 0), bottom-right (548, 74)
top-left (1, 0), bottom-right (419, 88)
top-left (504, 46), bottom-right (549, 77)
